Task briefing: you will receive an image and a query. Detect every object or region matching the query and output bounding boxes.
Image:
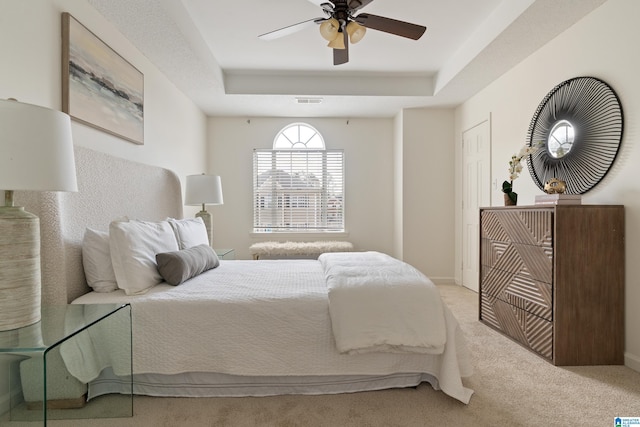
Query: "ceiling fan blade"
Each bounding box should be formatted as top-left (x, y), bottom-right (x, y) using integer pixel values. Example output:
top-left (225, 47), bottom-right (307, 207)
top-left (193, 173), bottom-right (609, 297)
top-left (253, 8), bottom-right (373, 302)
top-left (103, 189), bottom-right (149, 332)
top-left (307, 0), bottom-right (334, 9)
top-left (320, 2), bottom-right (335, 14)
top-left (258, 17), bottom-right (323, 41)
top-left (354, 13), bottom-right (426, 40)
top-left (347, 0), bottom-right (374, 12)
top-left (333, 32), bottom-right (349, 65)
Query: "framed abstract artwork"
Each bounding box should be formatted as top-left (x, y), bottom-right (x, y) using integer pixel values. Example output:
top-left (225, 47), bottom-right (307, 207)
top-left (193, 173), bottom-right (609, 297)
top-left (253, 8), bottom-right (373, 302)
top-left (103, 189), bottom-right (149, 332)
top-left (62, 13), bottom-right (144, 145)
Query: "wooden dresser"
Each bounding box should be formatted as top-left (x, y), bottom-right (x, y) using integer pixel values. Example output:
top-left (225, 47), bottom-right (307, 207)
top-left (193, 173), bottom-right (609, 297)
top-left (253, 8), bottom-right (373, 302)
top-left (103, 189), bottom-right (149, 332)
top-left (479, 205), bottom-right (624, 365)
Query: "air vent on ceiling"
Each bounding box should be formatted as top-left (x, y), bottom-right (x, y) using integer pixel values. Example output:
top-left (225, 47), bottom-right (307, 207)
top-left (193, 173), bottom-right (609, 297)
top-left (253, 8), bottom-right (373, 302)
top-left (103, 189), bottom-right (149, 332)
top-left (295, 97), bottom-right (323, 104)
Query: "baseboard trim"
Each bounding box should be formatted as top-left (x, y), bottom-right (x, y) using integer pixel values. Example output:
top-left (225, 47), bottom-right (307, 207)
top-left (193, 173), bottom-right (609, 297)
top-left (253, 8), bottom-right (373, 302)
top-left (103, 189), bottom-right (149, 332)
top-left (26, 394), bottom-right (87, 410)
top-left (430, 277), bottom-right (457, 286)
top-left (625, 352), bottom-right (640, 372)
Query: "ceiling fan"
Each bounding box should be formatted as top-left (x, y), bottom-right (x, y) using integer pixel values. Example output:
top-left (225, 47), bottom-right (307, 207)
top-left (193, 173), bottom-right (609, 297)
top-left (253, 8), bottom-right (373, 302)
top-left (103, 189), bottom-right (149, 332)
top-left (258, 0), bottom-right (427, 65)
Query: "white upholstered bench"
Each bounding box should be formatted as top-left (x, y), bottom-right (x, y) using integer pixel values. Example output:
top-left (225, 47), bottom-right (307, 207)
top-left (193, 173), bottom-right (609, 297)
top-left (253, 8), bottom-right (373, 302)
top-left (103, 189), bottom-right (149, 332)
top-left (250, 241), bottom-right (354, 260)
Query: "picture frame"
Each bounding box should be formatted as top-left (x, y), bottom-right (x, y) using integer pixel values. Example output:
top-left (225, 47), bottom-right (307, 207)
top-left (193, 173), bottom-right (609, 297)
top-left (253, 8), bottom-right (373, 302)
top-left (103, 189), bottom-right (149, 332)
top-left (62, 12), bottom-right (144, 145)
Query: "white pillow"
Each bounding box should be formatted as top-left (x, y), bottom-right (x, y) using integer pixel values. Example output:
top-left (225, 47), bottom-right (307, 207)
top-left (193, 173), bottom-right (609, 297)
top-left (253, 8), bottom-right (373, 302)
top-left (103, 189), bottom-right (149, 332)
top-left (82, 228), bottom-right (118, 293)
top-left (109, 220), bottom-right (179, 295)
top-left (167, 217), bottom-right (209, 249)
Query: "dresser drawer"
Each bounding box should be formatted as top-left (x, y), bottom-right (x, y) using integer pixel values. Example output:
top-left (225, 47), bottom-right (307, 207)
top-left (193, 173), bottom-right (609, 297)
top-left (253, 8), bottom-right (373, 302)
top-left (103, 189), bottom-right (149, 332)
top-left (480, 266), bottom-right (552, 321)
top-left (481, 238), bottom-right (553, 284)
top-left (480, 294), bottom-right (553, 360)
top-left (481, 209), bottom-right (553, 247)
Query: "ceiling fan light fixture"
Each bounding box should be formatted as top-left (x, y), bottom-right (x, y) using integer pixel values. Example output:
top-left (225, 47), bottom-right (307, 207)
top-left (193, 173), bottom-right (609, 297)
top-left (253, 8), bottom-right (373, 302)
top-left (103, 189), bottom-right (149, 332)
top-left (327, 31), bottom-right (346, 49)
top-left (319, 18), bottom-right (340, 41)
top-left (260, 0), bottom-right (426, 65)
top-left (346, 21), bottom-right (366, 44)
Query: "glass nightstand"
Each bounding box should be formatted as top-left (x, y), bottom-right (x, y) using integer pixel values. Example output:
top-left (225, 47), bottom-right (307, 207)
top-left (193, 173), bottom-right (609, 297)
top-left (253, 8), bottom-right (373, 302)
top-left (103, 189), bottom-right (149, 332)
top-left (0, 303), bottom-right (132, 425)
top-left (215, 248), bottom-right (235, 260)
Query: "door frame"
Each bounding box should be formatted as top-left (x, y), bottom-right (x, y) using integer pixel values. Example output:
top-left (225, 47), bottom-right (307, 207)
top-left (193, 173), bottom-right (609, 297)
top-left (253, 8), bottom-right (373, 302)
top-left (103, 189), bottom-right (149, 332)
top-left (460, 115), bottom-right (492, 292)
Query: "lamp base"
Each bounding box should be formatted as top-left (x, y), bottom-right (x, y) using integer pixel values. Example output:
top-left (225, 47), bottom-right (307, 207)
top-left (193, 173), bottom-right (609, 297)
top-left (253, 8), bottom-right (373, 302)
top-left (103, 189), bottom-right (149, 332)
top-left (0, 206), bottom-right (41, 331)
top-left (195, 210), bottom-right (213, 246)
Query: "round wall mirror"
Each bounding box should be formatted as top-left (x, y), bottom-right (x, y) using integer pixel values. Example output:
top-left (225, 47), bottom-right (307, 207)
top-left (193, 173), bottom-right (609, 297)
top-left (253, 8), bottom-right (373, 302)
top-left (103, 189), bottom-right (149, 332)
top-left (526, 76), bottom-right (623, 194)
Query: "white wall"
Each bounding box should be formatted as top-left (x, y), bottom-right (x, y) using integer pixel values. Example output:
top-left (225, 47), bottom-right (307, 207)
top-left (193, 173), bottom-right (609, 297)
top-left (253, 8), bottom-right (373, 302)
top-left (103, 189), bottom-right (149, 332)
top-left (0, 0), bottom-right (207, 415)
top-left (399, 109), bottom-right (456, 283)
top-left (207, 117), bottom-right (395, 260)
top-left (454, 0), bottom-right (640, 370)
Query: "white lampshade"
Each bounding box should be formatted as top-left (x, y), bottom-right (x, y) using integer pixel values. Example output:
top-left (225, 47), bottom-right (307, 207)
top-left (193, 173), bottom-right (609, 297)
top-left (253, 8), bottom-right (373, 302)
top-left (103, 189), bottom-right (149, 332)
top-left (0, 98), bottom-right (77, 331)
top-left (185, 174), bottom-right (224, 206)
top-left (0, 99), bottom-right (77, 193)
top-left (185, 174), bottom-right (223, 247)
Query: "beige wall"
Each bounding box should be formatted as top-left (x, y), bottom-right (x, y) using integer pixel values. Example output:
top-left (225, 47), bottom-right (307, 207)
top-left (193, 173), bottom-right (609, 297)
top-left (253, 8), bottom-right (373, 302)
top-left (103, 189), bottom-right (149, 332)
top-left (454, 0), bottom-right (640, 370)
top-left (399, 108), bottom-right (456, 283)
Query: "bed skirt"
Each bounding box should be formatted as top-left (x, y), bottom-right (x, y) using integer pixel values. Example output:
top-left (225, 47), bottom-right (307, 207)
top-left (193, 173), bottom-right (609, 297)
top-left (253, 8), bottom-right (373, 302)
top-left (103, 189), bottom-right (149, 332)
top-left (88, 368), bottom-right (443, 400)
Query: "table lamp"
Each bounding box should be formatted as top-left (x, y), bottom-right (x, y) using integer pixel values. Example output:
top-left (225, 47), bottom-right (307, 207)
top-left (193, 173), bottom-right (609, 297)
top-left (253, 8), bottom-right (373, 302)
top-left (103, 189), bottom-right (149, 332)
top-left (185, 174), bottom-right (224, 246)
top-left (0, 98), bottom-right (78, 331)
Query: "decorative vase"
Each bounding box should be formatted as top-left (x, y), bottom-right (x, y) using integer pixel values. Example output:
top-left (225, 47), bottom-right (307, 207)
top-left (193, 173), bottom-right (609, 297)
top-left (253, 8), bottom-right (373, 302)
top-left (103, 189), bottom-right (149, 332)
top-left (504, 193), bottom-right (517, 206)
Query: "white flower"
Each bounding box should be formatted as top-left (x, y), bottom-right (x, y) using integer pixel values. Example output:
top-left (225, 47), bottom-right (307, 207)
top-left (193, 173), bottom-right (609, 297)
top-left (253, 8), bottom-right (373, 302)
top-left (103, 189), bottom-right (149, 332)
top-left (518, 146), bottom-right (536, 157)
top-left (507, 143), bottom-right (540, 182)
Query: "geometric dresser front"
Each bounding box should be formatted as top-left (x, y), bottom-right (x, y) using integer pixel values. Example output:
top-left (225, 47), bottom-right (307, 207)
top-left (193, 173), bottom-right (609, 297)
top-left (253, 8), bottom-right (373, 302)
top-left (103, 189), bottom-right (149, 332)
top-left (479, 205), bottom-right (624, 366)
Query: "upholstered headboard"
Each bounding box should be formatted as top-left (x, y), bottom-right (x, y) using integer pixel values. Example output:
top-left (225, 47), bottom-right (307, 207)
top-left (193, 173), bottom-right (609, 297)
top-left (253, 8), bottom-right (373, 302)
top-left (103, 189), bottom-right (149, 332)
top-left (16, 146), bottom-right (183, 304)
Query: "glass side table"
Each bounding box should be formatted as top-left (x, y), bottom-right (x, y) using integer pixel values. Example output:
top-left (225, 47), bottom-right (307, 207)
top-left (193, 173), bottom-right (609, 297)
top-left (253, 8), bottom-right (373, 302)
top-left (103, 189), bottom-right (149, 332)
top-left (215, 248), bottom-right (235, 260)
top-left (0, 303), bottom-right (132, 425)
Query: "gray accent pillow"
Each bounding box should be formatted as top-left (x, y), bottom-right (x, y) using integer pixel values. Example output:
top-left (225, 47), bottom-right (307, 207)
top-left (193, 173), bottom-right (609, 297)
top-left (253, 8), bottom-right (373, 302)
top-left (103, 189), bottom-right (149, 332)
top-left (156, 244), bottom-right (220, 286)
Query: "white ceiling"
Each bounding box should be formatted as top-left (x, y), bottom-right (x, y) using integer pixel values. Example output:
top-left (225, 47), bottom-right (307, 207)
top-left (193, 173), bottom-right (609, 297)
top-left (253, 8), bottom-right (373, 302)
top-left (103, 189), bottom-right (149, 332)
top-left (87, 0), bottom-right (608, 118)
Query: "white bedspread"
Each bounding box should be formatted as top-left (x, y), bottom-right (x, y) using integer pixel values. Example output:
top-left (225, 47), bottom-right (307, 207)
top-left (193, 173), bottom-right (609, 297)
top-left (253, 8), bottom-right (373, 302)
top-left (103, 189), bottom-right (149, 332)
top-left (68, 259), bottom-right (474, 403)
top-left (319, 252), bottom-right (446, 355)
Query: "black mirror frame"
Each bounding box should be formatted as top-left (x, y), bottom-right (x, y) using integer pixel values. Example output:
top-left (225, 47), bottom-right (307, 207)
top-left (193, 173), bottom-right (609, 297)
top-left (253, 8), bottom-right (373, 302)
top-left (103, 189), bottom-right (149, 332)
top-left (526, 76), bottom-right (624, 194)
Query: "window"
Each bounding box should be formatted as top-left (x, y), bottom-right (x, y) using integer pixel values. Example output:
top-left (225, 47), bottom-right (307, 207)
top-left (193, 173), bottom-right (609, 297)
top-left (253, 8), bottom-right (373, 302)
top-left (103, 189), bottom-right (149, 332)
top-left (253, 123), bottom-right (344, 233)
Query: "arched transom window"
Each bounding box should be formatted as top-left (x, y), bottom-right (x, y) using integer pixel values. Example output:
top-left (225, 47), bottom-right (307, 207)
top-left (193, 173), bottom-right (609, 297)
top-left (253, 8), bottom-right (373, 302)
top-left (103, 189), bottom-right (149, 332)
top-left (273, 123), bottom-right (325, 149)
top-left (253, 123), bottom-right (344, 233)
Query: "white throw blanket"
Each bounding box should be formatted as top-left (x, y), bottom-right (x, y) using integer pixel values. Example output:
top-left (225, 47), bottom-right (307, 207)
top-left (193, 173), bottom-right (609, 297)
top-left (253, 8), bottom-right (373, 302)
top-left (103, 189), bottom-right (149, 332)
top-left (319, 251), bottom-right (447, 355)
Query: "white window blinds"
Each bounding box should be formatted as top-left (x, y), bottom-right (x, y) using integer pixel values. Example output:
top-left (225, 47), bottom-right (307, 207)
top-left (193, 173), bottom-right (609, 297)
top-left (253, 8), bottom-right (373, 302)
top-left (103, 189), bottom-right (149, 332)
top-left (253, 149), bottom-right (344, 232)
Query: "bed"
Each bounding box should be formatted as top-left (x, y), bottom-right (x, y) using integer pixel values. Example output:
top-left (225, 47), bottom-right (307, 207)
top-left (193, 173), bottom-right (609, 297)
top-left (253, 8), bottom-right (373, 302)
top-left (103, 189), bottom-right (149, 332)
top-left (17, 146), bottom-right (474, 405)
